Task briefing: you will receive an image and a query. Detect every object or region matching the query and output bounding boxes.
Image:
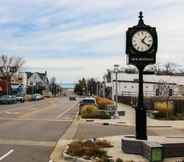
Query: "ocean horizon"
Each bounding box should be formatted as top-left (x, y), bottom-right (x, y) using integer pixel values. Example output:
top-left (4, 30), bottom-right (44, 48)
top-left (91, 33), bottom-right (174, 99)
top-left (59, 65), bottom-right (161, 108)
top-left (61, 83), bottom-right (76, 89)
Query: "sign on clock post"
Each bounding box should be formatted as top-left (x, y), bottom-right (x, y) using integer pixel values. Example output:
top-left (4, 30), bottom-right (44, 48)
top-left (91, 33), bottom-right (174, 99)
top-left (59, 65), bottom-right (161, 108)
top-left (125, 12), bottom-right (158, 140)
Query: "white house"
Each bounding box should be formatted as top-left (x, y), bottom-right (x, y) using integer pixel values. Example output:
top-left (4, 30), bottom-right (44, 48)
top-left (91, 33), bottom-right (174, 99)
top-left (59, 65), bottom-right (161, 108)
top-left (27, 72), bottom-right (49, 87)
top-left (104, 72), bottom-right (184, 99)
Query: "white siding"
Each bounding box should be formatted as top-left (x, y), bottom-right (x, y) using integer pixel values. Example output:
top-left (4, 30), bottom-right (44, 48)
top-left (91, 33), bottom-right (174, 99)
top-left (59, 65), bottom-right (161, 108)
top-left (108, 73), bottom-right (184, 98)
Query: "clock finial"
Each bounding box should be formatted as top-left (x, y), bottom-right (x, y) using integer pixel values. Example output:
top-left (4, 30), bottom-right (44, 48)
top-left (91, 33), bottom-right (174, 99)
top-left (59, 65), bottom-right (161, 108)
top-left (138, 11), bottom-right (144, 25)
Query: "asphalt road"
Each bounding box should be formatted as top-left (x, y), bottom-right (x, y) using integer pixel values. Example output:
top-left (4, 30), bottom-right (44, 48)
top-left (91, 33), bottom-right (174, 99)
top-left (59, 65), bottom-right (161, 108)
top-left (1, 97), bottom-right (184, 161)
top-left (0, 97), bottom-right (78, 162)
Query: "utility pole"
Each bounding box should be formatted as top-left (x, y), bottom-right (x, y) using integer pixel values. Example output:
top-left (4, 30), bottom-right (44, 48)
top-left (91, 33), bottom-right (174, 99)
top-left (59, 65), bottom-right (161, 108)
top-left (114, 64), bottom-right (120, 114)
top-left (103, 75), bottom-right (106, 97)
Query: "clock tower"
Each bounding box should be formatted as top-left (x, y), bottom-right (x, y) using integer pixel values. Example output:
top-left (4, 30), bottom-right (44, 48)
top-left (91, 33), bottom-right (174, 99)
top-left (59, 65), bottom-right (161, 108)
top-left (125, 12), bottom-right (158, 140)
top-left (126, 12), bottom-right (158, 67)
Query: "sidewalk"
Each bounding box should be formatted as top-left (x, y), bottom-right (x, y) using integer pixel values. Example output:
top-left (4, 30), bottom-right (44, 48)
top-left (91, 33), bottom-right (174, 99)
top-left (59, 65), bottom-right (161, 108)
top-left (84, 103), bottom-right (184, 129)
top-left (61, 136), bottom-right (184, 162)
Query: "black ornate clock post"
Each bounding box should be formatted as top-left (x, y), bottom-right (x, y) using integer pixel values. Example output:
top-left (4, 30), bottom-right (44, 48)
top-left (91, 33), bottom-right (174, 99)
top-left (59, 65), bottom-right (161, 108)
top-left (126, 12), bottom-right (158, 140)
top-left (137, 65), bottom-right (147, 139)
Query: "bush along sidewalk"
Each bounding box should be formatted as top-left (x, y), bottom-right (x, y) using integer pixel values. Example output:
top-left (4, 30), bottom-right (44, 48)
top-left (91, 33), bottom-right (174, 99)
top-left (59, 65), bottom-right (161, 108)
top-left (80, 96), bottom-right (115, 119)
top-left (64, 139), bottom-right (138, 162)
top-left (64, 139), bottom-right (114, 162)
top-left (81, 105), bottom-right (111, 119)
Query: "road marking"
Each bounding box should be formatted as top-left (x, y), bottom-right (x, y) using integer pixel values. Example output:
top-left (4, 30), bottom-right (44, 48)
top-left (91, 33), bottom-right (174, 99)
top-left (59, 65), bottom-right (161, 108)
top-left (5, 111), bottom-right (20, 115)
top-left (56, 103), bottom-right (78, 119)
top-left (0, 149), bottom-right (14, 161)
top-left (0, 139), bottom-right (56, 147)
top-left (0, 117), bottom-right (72, 122)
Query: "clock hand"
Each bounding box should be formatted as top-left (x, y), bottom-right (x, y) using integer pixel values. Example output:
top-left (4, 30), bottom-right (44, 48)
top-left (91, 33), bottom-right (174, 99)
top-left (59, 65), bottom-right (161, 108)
top-left (142, 41), bottom-right (150, 47)
top-left (142, 36), bottom-right (147, 42)
top-left (141, 37), bottom-right (150, 47)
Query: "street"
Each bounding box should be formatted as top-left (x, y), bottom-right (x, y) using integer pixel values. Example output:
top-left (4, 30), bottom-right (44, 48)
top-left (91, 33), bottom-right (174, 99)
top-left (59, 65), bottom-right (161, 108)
top-left (0, 97), bottom-right (78, 162)
top-left (0, 97), bottom-right (184, 161)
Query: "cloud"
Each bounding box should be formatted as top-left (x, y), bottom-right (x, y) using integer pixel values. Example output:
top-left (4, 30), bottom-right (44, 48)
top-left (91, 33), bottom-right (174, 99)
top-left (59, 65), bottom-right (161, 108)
top-left (0, 0), bottom-right (183, 82)
top-left (25, 56), bottom-right (124, 82)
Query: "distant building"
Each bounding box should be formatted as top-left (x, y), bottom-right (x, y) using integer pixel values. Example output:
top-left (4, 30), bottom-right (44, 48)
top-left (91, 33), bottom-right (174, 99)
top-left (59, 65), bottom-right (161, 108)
top-left (0, 77), bottom-right (9, 95)
top-left (26, 71), bottom-right (49, 87)
top-left (103, 72), bottom-right (184, 99)
top-left (11, 72), bottom-right (27, 95)
top-left (0, 71), bottom-right (49, 95)
top-left (26, 71), bottom-right (49, 94)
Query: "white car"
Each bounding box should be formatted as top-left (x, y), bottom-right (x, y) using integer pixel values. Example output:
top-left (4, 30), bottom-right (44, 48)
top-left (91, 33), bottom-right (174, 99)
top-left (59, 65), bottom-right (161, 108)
top-left (32, 94), bottom-right (44, 101)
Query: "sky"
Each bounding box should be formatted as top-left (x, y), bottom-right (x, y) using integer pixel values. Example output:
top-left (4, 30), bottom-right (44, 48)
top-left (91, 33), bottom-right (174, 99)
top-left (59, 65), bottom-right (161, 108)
top-left (0, 0), bottom-right (184, 83)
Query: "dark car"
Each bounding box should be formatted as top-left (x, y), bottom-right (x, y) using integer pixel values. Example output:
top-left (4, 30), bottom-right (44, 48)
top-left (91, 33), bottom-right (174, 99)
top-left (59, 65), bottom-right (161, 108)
top-left (69, 95), bottom-right (76, 100)
top-left (0, 95), bottom-right (17, 104)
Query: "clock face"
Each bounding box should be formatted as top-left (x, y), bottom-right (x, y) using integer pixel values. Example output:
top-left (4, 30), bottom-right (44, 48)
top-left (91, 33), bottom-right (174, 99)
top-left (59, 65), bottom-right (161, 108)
top-left (132, 30), bottom-right (153, 52)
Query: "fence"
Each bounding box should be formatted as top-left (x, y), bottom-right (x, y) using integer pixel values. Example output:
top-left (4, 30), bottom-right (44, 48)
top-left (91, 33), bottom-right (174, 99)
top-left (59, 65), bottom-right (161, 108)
top-left (118, 96), bottom-right (184, 113)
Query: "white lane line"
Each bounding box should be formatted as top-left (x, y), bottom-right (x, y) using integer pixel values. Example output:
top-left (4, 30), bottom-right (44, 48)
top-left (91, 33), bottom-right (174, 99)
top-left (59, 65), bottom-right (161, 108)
top-left (56, 103), bottom-right (78, 119)
top-left (0, 117), bottom-right (72, 122)
top-left (0, 149), bottom-right (14, 161)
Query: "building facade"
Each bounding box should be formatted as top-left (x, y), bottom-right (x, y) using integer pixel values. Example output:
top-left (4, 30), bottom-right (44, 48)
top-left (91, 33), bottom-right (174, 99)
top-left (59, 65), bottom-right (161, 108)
top-left (26, 71), bottom-right (49, 94)
top-left (104, 72), bottom-right (184, 99)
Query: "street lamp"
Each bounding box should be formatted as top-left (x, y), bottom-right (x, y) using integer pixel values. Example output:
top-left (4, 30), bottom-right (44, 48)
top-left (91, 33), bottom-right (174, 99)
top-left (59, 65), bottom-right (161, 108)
top-left (102, 75), bottom-right (106, 97)
top-left (114, 64), bottom-right (120, 115)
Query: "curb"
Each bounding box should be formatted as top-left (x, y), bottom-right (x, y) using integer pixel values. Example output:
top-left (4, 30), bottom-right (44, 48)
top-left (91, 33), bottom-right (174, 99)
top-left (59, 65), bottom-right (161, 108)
top-left (49, 105), bottom-right (80, 162)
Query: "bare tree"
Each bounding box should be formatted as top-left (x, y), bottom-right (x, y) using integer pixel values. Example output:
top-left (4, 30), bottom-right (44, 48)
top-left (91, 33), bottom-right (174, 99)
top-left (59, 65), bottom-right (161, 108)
top-left (50, 77), bottom-right (56, 85)
top-left (154, 79), bottom-right (175, 98)
top-left (49, 77), bottom-right (57, 96)
top-left (0, 55), bottom-right (25, 94)
top-left (0, 55), bottom-right (25, 78)
top-left (163, 62), bottom-right (177, 75)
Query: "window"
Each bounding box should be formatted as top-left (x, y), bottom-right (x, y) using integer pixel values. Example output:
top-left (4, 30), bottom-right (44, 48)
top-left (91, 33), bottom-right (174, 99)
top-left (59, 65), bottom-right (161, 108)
top-left (169, 89), bottom-right (173, 96)
top-left (156, 89), bottom-right (159, 96)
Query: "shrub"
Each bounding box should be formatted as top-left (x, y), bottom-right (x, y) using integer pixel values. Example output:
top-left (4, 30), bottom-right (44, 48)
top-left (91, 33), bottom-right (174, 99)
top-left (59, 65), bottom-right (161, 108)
top-left (67, 141), bottom-right (84, 156)
top-left (116, 158), bottom-right (123, 162)
top-left (95, 110), bottom-right (111, 119)
top-left (81, 105), bottom-right (98, 118)
top-left (81, 105), bottom-right (111, 119)
top-left (96, 140), bottom-right (113, 148)
top-left (67, 140), bottom-right (111, 159)
top-left (97, 157), bottom-right (114, 162)
top-left (154, 101), bottom-right (174, 113)
top-left (95, 96), bottom-right (113, 106)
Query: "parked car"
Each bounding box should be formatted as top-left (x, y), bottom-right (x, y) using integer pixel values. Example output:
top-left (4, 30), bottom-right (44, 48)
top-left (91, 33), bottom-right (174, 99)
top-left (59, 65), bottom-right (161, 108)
top-left (69, 95), bottom-right (76, 100)
top-left (79, 97), bottom-right (97, 113)
top-left (0, 95), bottom-right (17, 104)
top-left (16, 96), bottom-right (25, 103)
top-left (32, 94), bottom-right (44, 101)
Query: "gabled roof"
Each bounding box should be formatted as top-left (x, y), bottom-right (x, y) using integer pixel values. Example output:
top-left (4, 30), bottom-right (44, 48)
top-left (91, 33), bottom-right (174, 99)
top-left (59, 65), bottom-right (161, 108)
top-left (36, 72), bottom-right (47, 81)
top-left (25, 72), bottom-right (33, 79)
